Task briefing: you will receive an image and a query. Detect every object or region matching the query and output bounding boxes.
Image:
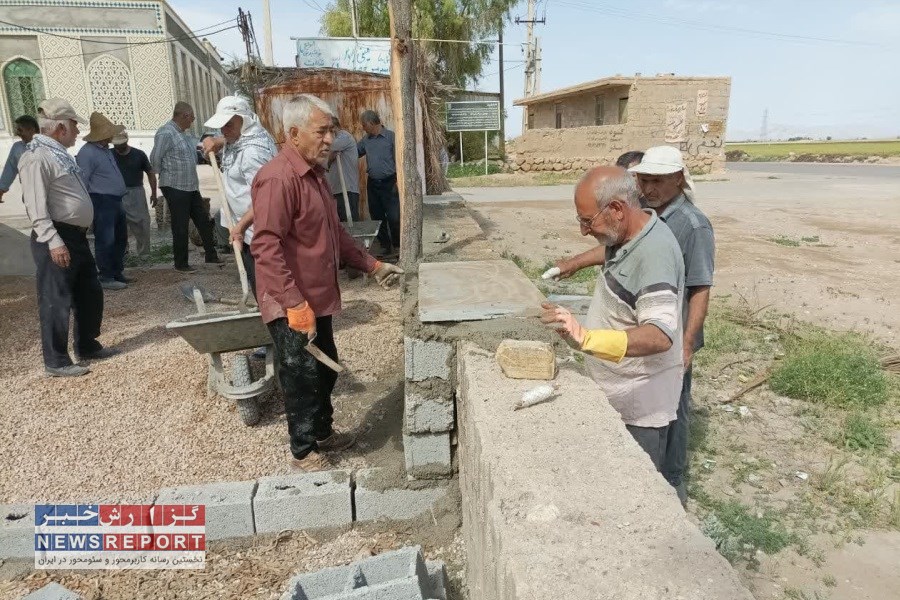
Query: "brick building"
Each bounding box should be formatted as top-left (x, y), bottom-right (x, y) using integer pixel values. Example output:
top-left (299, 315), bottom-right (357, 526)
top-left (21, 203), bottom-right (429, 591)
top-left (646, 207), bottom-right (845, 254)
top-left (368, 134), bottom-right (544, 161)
top-left (510, 74), bottom-right (731, 174)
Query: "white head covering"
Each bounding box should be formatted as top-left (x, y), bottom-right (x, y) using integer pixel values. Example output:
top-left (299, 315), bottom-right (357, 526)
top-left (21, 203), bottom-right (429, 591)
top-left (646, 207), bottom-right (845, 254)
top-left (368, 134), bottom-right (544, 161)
top-left (204, 95), bottom-right (258, 133)
top-left (628, 145), bottom-right (695, 201)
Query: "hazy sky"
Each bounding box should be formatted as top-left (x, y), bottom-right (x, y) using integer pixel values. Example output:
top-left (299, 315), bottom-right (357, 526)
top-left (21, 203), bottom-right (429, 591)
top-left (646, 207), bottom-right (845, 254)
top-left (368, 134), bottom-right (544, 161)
top-left (173, 0), bottom-right (900, 141)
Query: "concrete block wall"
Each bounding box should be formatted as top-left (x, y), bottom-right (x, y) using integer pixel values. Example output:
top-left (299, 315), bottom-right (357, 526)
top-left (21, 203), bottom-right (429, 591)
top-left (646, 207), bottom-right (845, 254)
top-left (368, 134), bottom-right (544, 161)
top-left (403, 336), bottom-right (455, 479)
top-left (456, 342), bottom-right (754, 600)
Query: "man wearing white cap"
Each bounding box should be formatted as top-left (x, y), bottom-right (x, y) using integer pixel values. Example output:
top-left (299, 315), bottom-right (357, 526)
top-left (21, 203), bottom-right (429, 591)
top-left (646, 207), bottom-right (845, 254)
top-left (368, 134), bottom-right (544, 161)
top-left (113, 131), bottom-right (156, 257)
top-left (629, 145), bottom-right (715, 505)
top-left (19, 98), bottom-right (119, 377)
top-left (201, 95), bottom-right (277, 293)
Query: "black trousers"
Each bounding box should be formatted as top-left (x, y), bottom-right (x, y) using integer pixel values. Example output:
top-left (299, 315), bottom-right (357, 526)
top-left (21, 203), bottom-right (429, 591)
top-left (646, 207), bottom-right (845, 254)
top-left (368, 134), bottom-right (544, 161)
top-left (626, 423), bottom-right (670, 472)
top-left (31, 222), bottom-right (104, 368)
top-left (267, 316), bottom-right (339, 459)
top-left (333, 191), bottom-right (360, 223)
top-left (161, 186), bottom-right (217, 268)
top-left (366, 175), bottom-right (400, 252)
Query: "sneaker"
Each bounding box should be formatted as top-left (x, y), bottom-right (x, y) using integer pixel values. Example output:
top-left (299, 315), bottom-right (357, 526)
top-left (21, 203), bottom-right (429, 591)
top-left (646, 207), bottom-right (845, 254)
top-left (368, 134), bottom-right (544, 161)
top-left (100, 279), bottom-right (127, 290)
top-left (76, 347), bottom-right (121, 362)
top-left (175, 265), bottom-right (197, 274)
top-left (290, 452), bottom-right (332, 472)
top-left (45, 364), bottom-right (90, 378)
top-left (205, 256), bottom-right (225, 265)
top-left (114, 274), bottom-right (135, 284)
top-left (316, 429), bottom-right (358, 453)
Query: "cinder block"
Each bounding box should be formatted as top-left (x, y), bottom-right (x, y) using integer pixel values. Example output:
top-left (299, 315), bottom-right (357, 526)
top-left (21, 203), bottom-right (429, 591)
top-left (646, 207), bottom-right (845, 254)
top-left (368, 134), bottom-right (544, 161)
top-left (254, 470), bottom-right (352, 534)
top-left (403, 432), bottom-right (452, 479)
top-left (156, 480), bottom-right (256, 541)
top-left (426, 560), bottom-right (448, 600)
top-left (495, 339), bottom-right (557, 380)
top-left (22, 583), bottom-right (83, 600)
top-left (1, 504), bottom-right (34, 559)
top-left (404, 391), bottom-right (454, 433)
top-left (404, 337), bottom-right (452, 381)
top-left (354, 468), bottom-right (449, 522)
top-left (281, 546), bottom-right (445, 600)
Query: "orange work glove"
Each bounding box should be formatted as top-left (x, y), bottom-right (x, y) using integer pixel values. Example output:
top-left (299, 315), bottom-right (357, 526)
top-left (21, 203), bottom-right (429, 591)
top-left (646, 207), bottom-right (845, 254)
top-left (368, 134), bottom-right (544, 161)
top-left (286, 302), bottom-right (315, 335)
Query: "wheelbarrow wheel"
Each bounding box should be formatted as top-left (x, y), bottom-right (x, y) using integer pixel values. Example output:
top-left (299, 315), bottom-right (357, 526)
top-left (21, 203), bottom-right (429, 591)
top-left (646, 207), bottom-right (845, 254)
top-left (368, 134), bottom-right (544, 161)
top-left (232, 355), bottom-right (261, 426)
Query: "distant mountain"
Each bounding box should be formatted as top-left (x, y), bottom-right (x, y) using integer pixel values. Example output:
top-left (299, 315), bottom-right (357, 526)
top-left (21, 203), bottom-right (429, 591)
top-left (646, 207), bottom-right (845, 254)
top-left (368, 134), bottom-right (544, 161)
top-left (727, 122), bottom-right (900, 142)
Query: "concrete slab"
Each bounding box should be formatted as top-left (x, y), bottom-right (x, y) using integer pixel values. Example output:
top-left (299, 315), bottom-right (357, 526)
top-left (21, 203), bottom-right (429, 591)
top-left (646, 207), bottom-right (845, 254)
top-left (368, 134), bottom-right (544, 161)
top-left (156, 480), bottom-right (256, 541)
top-left (254, 471), bottom-right (352, 534)
top-left (1, 504), bottom-right (34, 559)
top-left (456, 343), bottom-right (754, 600)
top-left (21, 582), bottom-right (83, 600)
top-left (418, 260), bottom-right (546, 323)
top-left (354, 468), bottom-right (450, 522)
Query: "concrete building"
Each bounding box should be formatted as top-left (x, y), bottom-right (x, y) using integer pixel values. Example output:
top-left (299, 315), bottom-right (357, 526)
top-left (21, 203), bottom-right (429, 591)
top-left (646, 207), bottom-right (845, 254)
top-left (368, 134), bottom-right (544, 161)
top-left (0, 0), bottom-right (234, 158)
top-left (510, 74), bottom-right (731, 174)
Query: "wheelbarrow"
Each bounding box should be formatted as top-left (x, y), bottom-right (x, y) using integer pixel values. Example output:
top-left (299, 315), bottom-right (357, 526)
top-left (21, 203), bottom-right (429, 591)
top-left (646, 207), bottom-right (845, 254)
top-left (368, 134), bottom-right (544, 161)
top-left (165, 152), bottom-right (276, 426)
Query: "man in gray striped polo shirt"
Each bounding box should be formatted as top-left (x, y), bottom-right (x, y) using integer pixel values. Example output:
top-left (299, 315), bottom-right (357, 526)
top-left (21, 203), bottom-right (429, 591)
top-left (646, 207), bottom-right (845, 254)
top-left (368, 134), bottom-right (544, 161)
top-left (542, 165), bottom-right (685, 472)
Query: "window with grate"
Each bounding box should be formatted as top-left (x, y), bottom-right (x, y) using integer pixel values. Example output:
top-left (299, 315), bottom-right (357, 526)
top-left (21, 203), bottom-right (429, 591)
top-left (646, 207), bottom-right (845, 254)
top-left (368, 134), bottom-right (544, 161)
top-left (3, 59), bottom-right (45, 122)
top-left (88, 55), bottom-right (136, 129)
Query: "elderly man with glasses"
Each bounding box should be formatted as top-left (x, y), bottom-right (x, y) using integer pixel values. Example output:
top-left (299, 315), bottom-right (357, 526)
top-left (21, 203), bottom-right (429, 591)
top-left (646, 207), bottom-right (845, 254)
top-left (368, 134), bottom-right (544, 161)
top-left (541, 165), bottom-right (685, 475)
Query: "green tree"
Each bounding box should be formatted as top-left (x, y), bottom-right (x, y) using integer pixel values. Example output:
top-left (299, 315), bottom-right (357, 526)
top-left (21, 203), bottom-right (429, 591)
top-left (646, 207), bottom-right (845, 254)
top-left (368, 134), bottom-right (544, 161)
top-left (320, 0), bottom-right (515, 88)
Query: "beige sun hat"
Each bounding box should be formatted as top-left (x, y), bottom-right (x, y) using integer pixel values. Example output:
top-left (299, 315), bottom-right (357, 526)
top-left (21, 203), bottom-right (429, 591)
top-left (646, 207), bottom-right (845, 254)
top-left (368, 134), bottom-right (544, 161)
top-left (38, 98), bottom-right (88, 124)
top-left (83, 112), bottom-right (125, 143)
top-left (628, 145), bottom-right (695, 199)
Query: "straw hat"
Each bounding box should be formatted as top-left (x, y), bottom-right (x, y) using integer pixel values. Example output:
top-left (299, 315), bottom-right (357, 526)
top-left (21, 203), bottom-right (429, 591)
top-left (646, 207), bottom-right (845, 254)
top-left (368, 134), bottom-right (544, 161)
top-left (83, 112), bottom-right (125, 143)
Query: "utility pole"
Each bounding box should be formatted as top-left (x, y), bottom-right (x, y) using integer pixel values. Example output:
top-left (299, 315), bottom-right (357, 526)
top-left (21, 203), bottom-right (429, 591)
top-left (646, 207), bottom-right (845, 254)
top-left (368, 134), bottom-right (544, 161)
top-left (261, 0), bottom-right (274, 65)
top-left (760, 108), bottom-right (769, 141)
top-left (388, 0), bottom-right (423, 270)
top-left (534, 37), bottom-right (542, 94)
top-left (515, 0), bottom-right (545, 131)
top-left (350, 0), bottom-right (359, 37)
top-left (497, 20), bottom-right (505, 158)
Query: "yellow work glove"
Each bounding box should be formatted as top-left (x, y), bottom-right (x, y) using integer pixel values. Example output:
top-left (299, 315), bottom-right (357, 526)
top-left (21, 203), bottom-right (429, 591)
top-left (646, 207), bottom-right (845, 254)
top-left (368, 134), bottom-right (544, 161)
top-left (286, 302), bottom-right (315, 335)
top-left (581, 329), bottom-right (628, 363)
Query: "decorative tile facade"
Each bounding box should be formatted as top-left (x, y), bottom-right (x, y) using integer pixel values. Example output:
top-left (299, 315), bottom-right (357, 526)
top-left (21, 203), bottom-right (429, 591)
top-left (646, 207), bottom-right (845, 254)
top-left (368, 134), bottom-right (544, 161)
top-left (87, 54), bottom-right (135, 128)
top-left (127, 36), bottom-right (174, 130)
top-left (37, 35), bottom-right (91, 119)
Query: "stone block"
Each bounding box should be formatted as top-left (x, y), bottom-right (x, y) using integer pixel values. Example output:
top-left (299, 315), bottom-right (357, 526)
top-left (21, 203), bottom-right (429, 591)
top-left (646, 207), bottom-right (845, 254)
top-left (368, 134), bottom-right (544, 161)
top-left (354, 468), bottom-right (450, 522)
top-left (1, 504), bottom-right (34, 559)
top-left (495, 339), bottom-right (557, 381)
top-left (254, 471), bottom-right (352, 534)
top-left (403, 432), bottom-right (452, 479)
top-left (156, 480), bottom-right (256, 541)
top-left (404, 390), bottom-right (454, 433)
top-left (22, 583), bottom-right (83, 600)
top-left (281, 546), bottom-right (446, 600)
top-left (404, 337), bottom-right (452, 382)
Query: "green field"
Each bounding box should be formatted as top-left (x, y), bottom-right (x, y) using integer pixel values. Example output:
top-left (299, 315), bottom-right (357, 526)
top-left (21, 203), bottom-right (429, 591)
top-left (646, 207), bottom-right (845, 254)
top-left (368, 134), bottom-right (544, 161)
top-left (726, 139), bottom-right (900, 160)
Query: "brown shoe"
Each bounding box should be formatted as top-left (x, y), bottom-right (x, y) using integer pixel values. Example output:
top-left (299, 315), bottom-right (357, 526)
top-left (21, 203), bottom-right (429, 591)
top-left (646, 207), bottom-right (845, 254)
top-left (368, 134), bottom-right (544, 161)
top-left (290, 452), bottom-right (331, 472)
top-left (316, 429), bottom-right (358, 453)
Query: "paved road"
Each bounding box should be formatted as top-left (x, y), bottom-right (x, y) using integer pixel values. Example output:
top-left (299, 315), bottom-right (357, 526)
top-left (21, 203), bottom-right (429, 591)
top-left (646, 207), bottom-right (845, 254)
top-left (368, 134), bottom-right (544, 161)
top-left (727, 161), bottom-right (900, 178)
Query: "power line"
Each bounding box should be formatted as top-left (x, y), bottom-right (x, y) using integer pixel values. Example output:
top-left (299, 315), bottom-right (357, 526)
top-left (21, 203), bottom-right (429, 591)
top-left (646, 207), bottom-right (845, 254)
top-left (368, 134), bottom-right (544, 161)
top-left (555, 1), bottom-right (882, 47)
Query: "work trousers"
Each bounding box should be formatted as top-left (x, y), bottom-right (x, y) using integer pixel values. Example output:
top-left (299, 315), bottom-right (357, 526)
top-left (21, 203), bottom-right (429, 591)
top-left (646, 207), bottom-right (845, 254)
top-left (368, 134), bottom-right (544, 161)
top-left (161, 186), bottom-right (217, 268)
top-left (268, 316), bottom-right (339, 460)
top-left (240, 244), bottom-right (256, 299)
top-left (122, 186), bottom-right (151, 256)
top-left (90, 192), bottom-right (127, 281)
top-left (333, 191), bottom-right (360, 223)
top-left (31, 222), bottom-right (104, 368)
top-left (366, 175), bottom-right (400, 253)
top-left (626, 423), bottom-right (671, 472)
top-left (662, 367), bottom-right (693, 504)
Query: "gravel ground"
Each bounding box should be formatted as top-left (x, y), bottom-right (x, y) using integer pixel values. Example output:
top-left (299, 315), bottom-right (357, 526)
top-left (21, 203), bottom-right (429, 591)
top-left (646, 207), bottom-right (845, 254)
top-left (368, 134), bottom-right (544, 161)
top-left (0, 249), bottom-right (404, 503)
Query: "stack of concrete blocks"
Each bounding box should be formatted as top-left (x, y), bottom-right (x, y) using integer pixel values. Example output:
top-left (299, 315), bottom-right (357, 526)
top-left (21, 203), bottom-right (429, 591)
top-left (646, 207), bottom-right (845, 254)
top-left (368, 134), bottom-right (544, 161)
top-left (280, 546), bottom-right (447, 600)
top-left (403, 337), bottom-right (455, 479)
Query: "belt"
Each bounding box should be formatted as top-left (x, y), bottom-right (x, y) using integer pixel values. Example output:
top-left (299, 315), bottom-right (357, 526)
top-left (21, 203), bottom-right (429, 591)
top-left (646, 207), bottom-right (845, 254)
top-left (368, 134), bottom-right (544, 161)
top-left (368, 174), bottom-right (397, 183)
top-left (52, 221), bottom-right (89, 234)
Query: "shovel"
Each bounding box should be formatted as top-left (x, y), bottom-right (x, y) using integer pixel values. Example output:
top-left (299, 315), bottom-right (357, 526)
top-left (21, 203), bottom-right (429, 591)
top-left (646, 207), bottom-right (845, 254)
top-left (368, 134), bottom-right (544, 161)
top-left (208, 152), bottom-right (344, 373)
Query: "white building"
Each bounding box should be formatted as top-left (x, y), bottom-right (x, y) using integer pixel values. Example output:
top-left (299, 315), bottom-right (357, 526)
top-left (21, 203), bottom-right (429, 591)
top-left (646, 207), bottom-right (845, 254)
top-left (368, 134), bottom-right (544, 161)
top-left (0, 0), bottom-right (234, 158)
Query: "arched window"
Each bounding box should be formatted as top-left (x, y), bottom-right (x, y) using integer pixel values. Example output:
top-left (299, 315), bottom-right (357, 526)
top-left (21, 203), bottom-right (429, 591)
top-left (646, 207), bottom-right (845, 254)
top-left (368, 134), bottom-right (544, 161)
top-left (87, 55), bottom-right (135, 128)
top-left (3, 59), bottom-right (45, 122)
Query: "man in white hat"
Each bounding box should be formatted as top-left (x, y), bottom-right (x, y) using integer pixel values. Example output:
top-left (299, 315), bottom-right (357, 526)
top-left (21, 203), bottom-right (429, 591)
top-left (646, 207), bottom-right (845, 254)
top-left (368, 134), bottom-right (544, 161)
top-left (629, 145), bottom-right (715, 505)
top-left (19, 98), bottom-right (119, 377)
top-left (77, 112), bottom-right (129, 290)
top-left (201, 95), bottom-right (277, 293)
top-left (113, 131), bottom-right (156, 257)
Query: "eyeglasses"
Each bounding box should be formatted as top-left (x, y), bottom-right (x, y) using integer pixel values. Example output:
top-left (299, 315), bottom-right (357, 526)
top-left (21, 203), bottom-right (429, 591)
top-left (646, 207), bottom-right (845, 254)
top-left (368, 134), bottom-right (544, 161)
top-left (575, 204), bottom-right (611, 228)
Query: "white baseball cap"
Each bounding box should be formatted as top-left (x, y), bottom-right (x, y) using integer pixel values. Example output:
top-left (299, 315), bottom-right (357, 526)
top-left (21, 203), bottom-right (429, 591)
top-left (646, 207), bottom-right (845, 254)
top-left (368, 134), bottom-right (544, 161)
top-left (628, 145), bottom-right (695, 194)
top-left (38, 98), bottom-right (88, 124)
top-left (204, 95), bottom-right (254, 129)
